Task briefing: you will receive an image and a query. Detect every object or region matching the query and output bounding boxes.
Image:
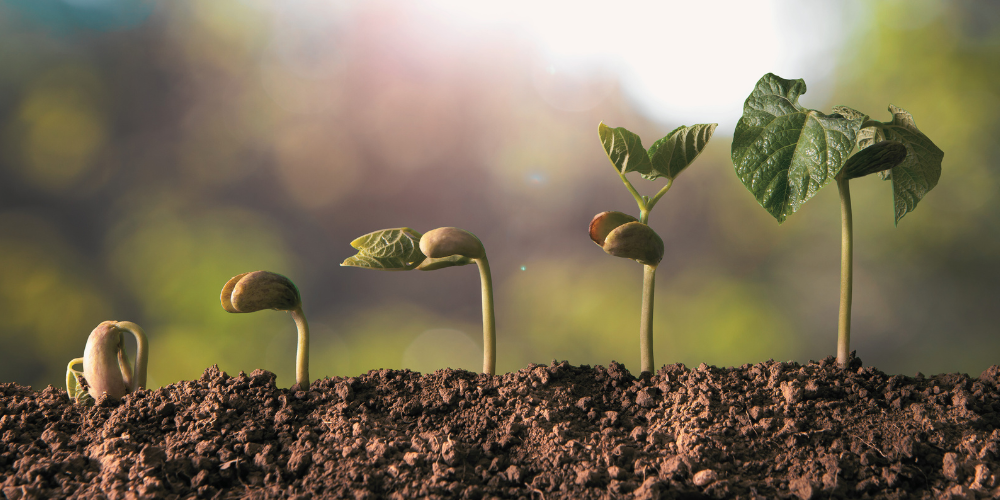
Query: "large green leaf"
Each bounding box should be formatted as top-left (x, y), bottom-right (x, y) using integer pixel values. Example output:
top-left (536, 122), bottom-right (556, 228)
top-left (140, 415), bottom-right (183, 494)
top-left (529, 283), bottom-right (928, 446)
top-left (857, 105), bottom-right (944, 224)
top-left (646, 123), bottom-right (718, 181)
top-left (599, 122), bottom-right (653, 176)
top-left (732, 74), bottom-right (865, 223)
top-left (342, 227), bottom-right (426, 271)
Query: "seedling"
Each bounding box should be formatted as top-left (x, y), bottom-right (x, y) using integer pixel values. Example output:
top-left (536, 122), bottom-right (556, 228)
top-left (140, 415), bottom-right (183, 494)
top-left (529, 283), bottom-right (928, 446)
top-left (221, 271), bottom-right (311, 389)
top-left (594, 121), bottom-right (717, 374)
top-left (341, 227), bottom-right (496, 375)
top-left (66, 320), bottom-right (148, 402)
top-left (731, 73), bottom-right (943, 367)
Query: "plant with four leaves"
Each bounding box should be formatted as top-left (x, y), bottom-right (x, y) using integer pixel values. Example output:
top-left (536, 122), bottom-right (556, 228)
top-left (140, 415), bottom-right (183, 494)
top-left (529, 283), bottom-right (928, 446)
top-left (341, 226), bottom-right (496, 375)
top-left (221, 271), bottom-right (311, 389)
top-left (593, 121), bottom-right (717, 374)
top-left (66, 320), bottom-right (148, 403)
top-left (731, 73), bottom-right (943, 367)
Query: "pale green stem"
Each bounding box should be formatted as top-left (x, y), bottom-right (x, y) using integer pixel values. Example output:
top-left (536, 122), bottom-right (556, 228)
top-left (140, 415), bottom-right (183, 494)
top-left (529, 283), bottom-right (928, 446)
top-left (640, 264), bottom-right (657, 374)
top-left (475, 256), bottom-right (496, 375)
top-left (66, 357), bottom-right (84, 397)
top-left (617, 172), bottom-right (645, 212)
top-left (644, 178), bottom-right (674, 216)
top-left (836, 176), bottom-right (854, 367)
top-left (116, 321), bottom-right (148, 391)
top-left (291, 306), bottom-right (310, 389)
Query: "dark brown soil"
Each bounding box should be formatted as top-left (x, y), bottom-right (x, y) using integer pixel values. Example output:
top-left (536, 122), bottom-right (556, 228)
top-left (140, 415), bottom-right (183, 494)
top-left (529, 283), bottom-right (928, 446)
top-left (2, 356), bottom-right (999, 499)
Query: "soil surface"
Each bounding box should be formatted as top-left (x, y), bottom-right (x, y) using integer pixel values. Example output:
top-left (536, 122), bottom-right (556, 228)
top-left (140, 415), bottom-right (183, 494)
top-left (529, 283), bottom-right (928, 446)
top-left (2, 356), bottom-right (999, 499)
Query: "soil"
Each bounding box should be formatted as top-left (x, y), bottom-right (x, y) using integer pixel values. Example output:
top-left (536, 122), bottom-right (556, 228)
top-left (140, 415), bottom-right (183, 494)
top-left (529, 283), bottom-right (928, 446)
top-left (1, 355), bottom-right (999, 499)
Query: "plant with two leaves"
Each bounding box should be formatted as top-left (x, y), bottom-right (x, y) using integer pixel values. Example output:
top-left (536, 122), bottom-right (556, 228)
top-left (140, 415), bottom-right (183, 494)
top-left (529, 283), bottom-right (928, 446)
top-left (66, 321), bottom-right (148, 403)
top-left (341, 227), bottom-right (496, 375)
top-left (221, 271), bottom-right (311, 389)
top-left (731, 73), bottom-right (943, 367)
top-left (592, 121), bottom-right (717, 374)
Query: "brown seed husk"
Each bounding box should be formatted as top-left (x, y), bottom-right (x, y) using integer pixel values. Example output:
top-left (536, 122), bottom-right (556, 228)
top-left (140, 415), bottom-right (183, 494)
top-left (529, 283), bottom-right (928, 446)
top-left (220, 272), bottom-right (250, 313)
top-left (419, 227), bottom-right (485, 260)
top-left (82, 321), bottom-right (129, 400)
top-left (603, 221), bottom-right (664, 266)
top-left (589, 211), bottom-right (638, 246)
top-left (229, 271), bottom-right (300, 313)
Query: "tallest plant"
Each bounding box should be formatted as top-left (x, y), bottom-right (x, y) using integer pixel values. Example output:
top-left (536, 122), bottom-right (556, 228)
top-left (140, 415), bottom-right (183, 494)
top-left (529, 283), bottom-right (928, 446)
top-left (732, 73), bottom-right (943, 366)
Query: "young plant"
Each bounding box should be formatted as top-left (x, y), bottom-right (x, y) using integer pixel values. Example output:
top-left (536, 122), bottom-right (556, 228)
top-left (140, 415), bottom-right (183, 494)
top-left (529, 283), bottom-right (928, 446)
top-left (66, 320), bottom-right (148, 402)
top-left (221, 271), bottom-right (311, 389)
top-left (593, 121), bottom-right (717, 374)
top-left (731, 73), bottom-right (943, 367)
top-left (341, 227), bottom-right (496, 375)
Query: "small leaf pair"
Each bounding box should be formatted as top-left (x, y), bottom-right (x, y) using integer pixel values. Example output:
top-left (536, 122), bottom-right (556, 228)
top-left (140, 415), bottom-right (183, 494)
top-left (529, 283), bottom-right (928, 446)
top-left (341, 227), bottom-right (477, 271)
top-left (342, 227), bottom-right (496, 375)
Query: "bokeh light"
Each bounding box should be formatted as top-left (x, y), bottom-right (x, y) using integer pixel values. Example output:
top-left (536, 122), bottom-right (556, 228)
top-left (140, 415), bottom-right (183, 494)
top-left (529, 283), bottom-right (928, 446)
top-left (1, 0), bottom-right (997, 390)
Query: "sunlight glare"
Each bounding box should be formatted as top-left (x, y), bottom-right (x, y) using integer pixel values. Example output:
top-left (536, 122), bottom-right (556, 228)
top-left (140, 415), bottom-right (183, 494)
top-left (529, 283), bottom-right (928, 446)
top-left (422, 0), bottom-right (846, 130)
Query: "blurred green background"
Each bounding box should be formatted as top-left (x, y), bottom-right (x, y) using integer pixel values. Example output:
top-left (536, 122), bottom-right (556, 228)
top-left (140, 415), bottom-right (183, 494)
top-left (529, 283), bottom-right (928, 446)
top-left (1, 0), bottom-right (997, 390)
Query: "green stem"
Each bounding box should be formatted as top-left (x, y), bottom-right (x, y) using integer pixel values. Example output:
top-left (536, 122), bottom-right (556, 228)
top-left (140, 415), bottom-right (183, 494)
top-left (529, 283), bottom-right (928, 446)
top-left (640, 264), bottom-right (657, 374)
top-left (618, 172), bottom-right (645, 212)
top-left (836, 176), bottom-right (854, 367)
top-left (291, 306), bottom-right (310, 389)
top-left (475, 256), bottom-right (496, 375)
top-left (66, 357), bottom-right (84, 398)
top-left (644, 179), bottom-right (674, 215)
top-left (116, 321), bottom-right (148, 391)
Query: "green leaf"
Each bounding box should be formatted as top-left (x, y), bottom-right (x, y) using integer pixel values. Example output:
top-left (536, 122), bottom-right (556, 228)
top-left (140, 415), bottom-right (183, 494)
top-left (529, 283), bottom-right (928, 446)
top-left (831, 105), bottom-right (869, 122)
top-left (841, 140), bottom-right (907, 180)
top-left (858, 105), bottom-right (944, 224)
top-left (732, 73), bottom-right (865, 223)
top-left (646, 123), bottom-right (718, 181)
top-left (415, 254), bottom-right (474, 271)
top-left (342, 227), bottom-right (426, 270)
top-left (599, 122), bottom-right (652, 176)
top-left (342, 253), bottom-right (424, 271)
top-left (349, 227), bottom-right (424, 259)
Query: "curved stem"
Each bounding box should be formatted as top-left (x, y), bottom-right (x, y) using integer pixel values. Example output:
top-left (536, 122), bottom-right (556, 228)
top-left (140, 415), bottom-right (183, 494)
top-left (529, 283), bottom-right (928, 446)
top-left (640, 264), bottom-right (657, 374)
top-left (645, 178), bottom-right (674, 215)
top-left (66, 357), bottom-right (85, 398)
top-left (475, 256), bottom-right (496, 375)
top-left (618, 172), bottom-right (646, 212)
top-left (291, 306), bottom-right (310, 389)
top-left (836, 176), bottom-right (854, 367)
top-left (116, 321), bottom-right (148, 391)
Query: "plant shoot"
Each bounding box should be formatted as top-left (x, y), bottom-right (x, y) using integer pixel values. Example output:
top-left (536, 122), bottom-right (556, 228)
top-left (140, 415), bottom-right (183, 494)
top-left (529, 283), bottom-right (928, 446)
top-left (221, 271), bottom-right (311, 389)
top-left (595, 121), bottom-right (717, 374)
top-left (66, 320), bottom-right (148, 402)
top-left (732, 73), bottom-right (943, 367)
top-left (341, 226), bottom-right (496, 375)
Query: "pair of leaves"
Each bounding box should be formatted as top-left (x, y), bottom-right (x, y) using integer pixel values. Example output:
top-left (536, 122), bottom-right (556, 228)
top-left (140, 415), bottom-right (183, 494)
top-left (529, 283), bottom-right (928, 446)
top-left (732, 73), bottom-right (943, 224)
top-left (341, 228), bottom-right (473, 271)
top-left (599, 122), bottom-right (717, 182)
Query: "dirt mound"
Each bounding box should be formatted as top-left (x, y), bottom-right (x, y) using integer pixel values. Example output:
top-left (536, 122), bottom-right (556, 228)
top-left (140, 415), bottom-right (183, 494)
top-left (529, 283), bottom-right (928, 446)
top-left (2, 356), bottom-right (999, 499)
